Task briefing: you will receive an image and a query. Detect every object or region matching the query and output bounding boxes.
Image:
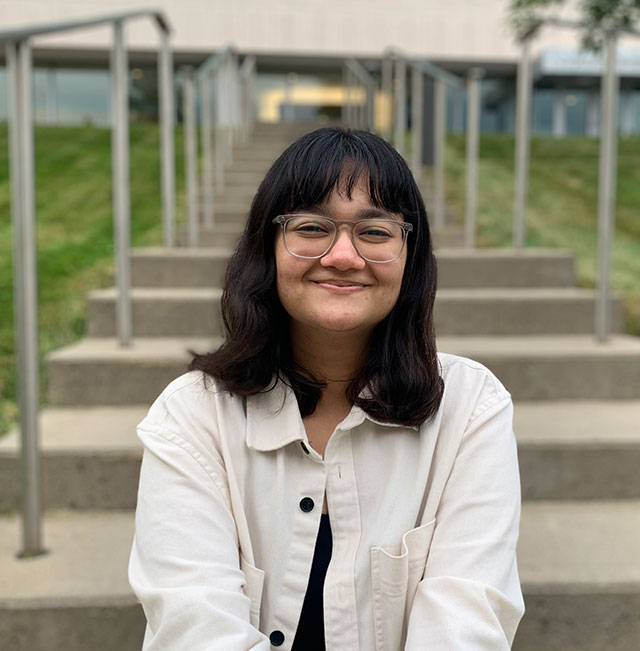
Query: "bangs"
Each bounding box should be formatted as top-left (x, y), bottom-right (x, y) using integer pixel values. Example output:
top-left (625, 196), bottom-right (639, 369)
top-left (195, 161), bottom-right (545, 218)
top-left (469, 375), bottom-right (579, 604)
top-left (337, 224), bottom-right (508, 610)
top-left (275, 129), bottom-right (419, 218)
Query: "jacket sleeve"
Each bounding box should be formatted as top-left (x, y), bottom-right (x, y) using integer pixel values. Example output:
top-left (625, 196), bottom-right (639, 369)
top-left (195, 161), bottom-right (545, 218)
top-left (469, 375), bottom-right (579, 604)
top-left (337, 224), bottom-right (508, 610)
top-left (404, 391), bottom-right (525, 649)
top-left (128, 423), bottom-right (271, 651)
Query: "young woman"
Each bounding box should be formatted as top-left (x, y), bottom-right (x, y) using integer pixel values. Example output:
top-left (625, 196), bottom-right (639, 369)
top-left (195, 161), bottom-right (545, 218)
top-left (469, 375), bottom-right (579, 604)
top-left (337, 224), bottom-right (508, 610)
top-left (129, 127), bottom-right (524, 650)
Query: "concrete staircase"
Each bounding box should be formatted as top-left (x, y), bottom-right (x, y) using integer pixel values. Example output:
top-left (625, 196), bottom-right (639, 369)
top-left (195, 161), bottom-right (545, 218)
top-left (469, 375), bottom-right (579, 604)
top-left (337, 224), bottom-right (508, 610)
top-left (1, 122), bottom-right (639, 650)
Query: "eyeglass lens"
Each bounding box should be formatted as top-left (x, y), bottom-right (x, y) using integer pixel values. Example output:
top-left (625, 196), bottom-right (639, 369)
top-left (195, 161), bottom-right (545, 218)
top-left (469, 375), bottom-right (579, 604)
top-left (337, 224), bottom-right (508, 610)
top-left (283, 216), bottom-right (406, 262)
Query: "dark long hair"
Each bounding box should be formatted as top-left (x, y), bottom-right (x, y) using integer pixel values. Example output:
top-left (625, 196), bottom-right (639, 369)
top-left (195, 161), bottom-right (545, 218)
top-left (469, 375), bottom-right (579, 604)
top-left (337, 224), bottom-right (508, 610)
top-left (190, 127), bottom-right (443, 426)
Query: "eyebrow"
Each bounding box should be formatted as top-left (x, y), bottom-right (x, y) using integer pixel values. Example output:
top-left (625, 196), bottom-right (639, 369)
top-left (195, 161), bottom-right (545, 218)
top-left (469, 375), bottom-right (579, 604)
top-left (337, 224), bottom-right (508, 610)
top-left (309, 205), bottom-right (398, 220)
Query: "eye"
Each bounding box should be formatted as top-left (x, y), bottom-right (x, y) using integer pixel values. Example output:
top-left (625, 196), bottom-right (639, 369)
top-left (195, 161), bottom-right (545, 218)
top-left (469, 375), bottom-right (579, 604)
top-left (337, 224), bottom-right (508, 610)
top-left (289, 218), bottom-right (332, 237)
top-left (356, 221), bottom-right (395, 240)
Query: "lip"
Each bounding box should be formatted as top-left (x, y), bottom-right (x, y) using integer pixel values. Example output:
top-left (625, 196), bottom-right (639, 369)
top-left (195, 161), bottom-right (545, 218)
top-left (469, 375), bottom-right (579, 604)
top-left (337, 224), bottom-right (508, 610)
top-left (311, 279), bottom-right (368, 292)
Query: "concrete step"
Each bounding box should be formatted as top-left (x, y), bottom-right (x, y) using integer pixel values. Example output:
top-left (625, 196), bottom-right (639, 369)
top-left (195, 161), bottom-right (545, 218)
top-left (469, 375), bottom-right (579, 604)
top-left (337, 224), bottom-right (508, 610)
top-left (220, 170), bottom-right (270, 186)
top-left (176, 225), bottom-right (244, 249)
top-left (2, 400), bottom-right (638, 511)
top-left (514, 401), bottom-right (640, 499)
top-left (47, 333), bottom-right (640, 406)
top-left (437, 334), bottom-right (640, 399)
top-left (46, 337), bottom-right (220, 406)
top-left (129, 247), bottom-right (576, 289)
top-left (199, 187), bottom-right (257, 203)
top-left (514, 500), bottom-right (640, 651)
top-left (86, 287), bottom-right (623, 337)
top-left (0, 407), bottom-right (146, 512)
top-left (436, 248), bottom-right (576, 288)
top-left (87, 288), bottom-right (224, 337)
top-left (0, 510), bottom-right (142, 651)
top-left (131, 246), bottom-right (234, 286)
top-left (434, 288), bottom-right (624, 335)
top-left (1, 501), bottom-right (637, 650)
top-left (224, 159), bottom-right (274, 174)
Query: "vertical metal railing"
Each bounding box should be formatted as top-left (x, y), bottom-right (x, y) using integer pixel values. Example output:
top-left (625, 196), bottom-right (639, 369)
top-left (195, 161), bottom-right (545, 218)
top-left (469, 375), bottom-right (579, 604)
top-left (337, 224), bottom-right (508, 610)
top-left (410, 64), bottom-right (423, 180)
top-left (239, 56), bottom-right (257, 143)
top-left (343, 60), bottom-right (376, 131)
top-left (513, 33), bottom-right (533, 249)
top-left (6, 38), bottom-right (42, 557)
top-left (387, 49), bottom-right (463, 232)
top-left (381, 56), bottom-right (393, 141)
top-left (1, 10), bottom-right (173, 557)
top-left (199, 68), bottom-right (214, 229)
top-left (433, 78), bottom-right (447, 231)
top-left (111, 20), bottom-right (132, 345)
top-left (595, 31), bottom-right (619, 342)
top-left (464, 67), bottom-right (484, 248)
top-left (511, 18), bottom-right (638, 341)
top-left (393, 57), bottom-right (407, 156)
top-left (182, 46), bottom-right (249, 242)
top-left (159, 29), bottom-right (176, 248)
top-left (183, 69), bottom-right (199, 247)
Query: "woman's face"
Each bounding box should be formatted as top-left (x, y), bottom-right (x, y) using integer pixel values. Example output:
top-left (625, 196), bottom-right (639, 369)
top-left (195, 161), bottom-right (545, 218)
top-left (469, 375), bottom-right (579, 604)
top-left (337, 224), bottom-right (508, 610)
top-left (274, 180), bottom-right (408, 341)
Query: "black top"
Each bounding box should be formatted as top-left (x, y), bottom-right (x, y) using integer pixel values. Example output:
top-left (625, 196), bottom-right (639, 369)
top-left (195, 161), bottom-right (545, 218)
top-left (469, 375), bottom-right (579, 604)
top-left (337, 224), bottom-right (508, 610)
top-left (291, 514), bottom-right (333, 650)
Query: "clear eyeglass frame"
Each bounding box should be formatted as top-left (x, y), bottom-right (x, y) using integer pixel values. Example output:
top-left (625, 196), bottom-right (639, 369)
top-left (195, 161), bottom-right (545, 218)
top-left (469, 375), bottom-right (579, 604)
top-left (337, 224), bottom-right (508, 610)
top-left (272, 214), bottom-right (413, 264)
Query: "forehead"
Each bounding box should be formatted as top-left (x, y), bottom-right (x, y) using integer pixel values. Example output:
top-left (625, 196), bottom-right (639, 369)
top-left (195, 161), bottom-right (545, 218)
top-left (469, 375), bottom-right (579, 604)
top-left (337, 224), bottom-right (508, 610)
top-left (305, 178), bottom-right (400, 219)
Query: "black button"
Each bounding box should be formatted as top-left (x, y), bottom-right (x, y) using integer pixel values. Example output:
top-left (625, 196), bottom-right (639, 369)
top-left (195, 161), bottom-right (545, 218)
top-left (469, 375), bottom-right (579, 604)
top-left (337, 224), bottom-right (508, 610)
top-left (300, 441), bottom-right (310, 454)
top-left (299, 497), bottom-right (314, 512)
top-left (269, 630), bottom-right (285, 646)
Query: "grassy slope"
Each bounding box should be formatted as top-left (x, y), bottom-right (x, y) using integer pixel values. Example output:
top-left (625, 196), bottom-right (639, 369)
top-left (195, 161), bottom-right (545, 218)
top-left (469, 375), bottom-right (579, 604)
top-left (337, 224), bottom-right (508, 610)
top-left (444, 134), bottom-right (640, 335)
top-left (0, 123), bottom-right (184, 435)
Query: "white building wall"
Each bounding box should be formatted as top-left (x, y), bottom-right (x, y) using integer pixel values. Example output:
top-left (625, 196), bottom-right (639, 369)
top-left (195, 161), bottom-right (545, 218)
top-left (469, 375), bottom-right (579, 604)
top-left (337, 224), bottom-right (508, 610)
top-left (0, 0), bottom-right (599, 61)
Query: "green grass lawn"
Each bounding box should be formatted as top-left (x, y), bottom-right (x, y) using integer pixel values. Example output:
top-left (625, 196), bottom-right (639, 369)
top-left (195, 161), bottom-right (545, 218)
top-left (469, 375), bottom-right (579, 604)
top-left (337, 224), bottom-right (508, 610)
top-left (0, 123), bottom-right (185, 435)
top-left (443, 134), bottom-right (640, 335)
top-left (0, 126), bottom-right (639, 436)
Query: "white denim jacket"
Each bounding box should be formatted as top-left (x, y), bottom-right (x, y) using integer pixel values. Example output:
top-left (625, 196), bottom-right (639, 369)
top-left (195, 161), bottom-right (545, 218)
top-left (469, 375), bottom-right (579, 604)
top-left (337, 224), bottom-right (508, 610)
top-left (129, 353), bottom-right (524, 650)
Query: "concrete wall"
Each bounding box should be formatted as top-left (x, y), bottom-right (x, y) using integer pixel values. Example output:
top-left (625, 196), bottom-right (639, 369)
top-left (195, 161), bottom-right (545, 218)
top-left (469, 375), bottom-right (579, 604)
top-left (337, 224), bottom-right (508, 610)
top-left (0, 0), bottom-right (598, 61)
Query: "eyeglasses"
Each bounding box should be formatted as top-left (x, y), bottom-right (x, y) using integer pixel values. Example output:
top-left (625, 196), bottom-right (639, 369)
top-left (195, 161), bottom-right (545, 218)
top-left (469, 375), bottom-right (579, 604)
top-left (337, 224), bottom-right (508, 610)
top-left (273, 214), bottom-right (412, 263)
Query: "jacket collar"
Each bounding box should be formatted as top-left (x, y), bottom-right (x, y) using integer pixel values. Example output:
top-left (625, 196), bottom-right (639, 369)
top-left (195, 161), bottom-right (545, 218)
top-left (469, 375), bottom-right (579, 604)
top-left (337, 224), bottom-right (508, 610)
top-left (245, 379), bottom-right (418, 452)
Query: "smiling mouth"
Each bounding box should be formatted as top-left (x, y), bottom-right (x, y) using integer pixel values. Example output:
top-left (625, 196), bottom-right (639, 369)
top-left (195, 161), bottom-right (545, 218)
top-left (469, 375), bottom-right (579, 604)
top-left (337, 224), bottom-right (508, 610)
top-left (311, 279), bottom-right (368, 291)
top-left (312, 279), bottom-right (367, 287)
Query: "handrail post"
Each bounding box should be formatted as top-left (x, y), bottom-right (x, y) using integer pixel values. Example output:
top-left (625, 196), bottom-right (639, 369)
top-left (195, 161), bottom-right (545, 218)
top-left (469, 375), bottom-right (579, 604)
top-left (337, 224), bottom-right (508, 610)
top-left (464, 67), bottom-right (484, 248)
top-left (359, 74), bottom-right (366, 129)
top-left (214, 65), bottom-right (225, 190)
top-left (246, 57), bottom-right (256, 140)
top-left (7, 38), bottom-right (45, 558)
top-left (110, 20), bottom-right (132, 345)
top-left (341, 65), bottom-right (348, 124)
top-left (433, 77), bottom-right (447, 231)
top-left (513, 35), bottom-right (532, 248)
top-left (595, 31), bottom-right (619, 342)
top-left (200, 70), bottom-right (214, 228)
top-left (410, 64), bottom-right (423, 181)
top-left (158, 29), bottom-right (176, 248)
top-left (183, 68), bottom-right (199, 246)
top-left (382, 55), bottom-right (393, 141)
top-left (225, 54), bottom-right (234, 164)
top-left (393, 56), bottom-right (406, 155)
top-left (367, 80), bottom-right (375, 132)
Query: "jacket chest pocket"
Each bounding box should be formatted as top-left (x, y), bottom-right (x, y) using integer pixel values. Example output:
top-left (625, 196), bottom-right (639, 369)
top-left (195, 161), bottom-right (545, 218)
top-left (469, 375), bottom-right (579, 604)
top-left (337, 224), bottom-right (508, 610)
top-left (370, 519), bottom-right (436, 651)
top-left (240, 554), bottom-right (265, 630)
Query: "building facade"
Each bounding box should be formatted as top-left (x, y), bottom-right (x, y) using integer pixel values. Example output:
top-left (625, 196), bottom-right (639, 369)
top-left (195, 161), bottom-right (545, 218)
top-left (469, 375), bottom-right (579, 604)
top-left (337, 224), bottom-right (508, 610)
top-left (1, 0), bottom-right (639, 135)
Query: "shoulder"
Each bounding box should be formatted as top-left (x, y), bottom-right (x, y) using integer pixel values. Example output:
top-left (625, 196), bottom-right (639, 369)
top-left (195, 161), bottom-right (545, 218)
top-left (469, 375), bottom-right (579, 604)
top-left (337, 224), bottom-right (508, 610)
top-left (138, 371), bottom-right (244, 450)
top-left (435, 352), bottom-right (512, 430)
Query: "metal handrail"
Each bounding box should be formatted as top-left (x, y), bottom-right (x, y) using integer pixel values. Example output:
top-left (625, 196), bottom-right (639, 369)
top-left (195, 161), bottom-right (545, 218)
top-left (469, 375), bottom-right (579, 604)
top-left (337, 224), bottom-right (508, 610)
top-left (0, 9), bottom-right (169, 42)
top-left (512, 18), bottom-right (632, 342)
top-left (183, 45), bottom-right (253, 242)
top-left (343, 59), bottom-right (376, 131)
top-left (4, 9), bottom-right (174, 558)
top-left (382, 48), bottom-right (465, 232)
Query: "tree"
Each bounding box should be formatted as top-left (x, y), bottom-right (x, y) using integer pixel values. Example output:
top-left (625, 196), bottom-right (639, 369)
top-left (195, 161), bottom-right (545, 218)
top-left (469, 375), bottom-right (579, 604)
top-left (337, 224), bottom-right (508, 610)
top-left (509, 0), bottom-right (640, 47)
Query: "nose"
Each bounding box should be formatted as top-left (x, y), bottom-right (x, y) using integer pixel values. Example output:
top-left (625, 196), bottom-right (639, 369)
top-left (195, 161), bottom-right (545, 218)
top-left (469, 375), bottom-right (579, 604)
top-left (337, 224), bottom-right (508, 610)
top-left (320, 228), bottom-right (366, 270)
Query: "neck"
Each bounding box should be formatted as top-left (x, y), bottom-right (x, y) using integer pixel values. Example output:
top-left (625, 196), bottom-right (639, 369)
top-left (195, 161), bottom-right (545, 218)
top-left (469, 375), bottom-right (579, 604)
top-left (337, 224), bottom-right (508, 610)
top-left (290, 323), bottom-right (370, 399)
